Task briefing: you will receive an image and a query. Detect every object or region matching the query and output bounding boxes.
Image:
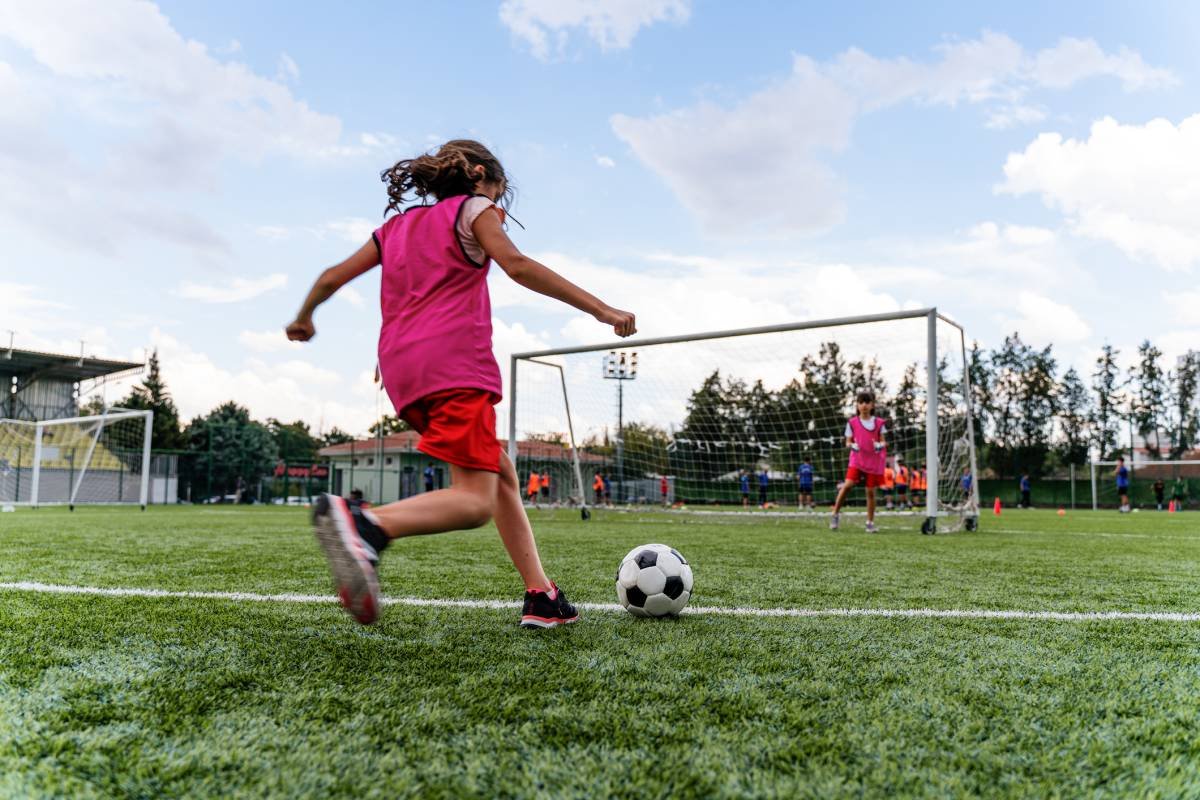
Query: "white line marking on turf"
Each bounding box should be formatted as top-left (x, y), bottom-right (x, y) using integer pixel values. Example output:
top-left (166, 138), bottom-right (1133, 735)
top-left (2, 581), bottom-right (1199, 622)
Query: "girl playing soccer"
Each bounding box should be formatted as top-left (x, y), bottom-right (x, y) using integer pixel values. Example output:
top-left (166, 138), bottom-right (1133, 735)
top-left (286, 140), bottom-right (635, 628)
top-left (829, 390), bottom-right (887, 533)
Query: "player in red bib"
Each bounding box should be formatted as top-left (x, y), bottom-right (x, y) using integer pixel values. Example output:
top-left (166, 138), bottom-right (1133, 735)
top-left (830, 390), bottom-right (887, 533)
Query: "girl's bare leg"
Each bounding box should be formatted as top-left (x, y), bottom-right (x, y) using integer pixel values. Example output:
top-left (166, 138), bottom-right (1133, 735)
top-left (866, 486), bottom-right (876, 521)
top-left (492, 451), bottom-right (551, 591)
top-left (831, 481), bottom-right (857, 514)
top-left (367, 467), bottom-right (497, 538)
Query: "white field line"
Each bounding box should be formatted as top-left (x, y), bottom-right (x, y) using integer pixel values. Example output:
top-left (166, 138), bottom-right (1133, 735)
top-left (2, 581), bottom-right (1199, 623)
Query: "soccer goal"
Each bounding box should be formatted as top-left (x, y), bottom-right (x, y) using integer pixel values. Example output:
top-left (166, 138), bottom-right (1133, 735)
top-left (508, 308), bottom-right (981, 533)
top-left (0, 408), bottom-right (153, 509)
top-left (1089, 460), bottom-right (1200, 510)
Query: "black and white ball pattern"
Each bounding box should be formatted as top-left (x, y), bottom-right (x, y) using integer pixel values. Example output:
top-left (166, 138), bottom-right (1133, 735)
top-left (616, 543), bottom-right (693, 617)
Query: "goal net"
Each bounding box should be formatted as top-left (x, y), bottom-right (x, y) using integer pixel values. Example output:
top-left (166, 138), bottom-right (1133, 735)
top-left (508, 309), bottom-right (980, 533)
top-left (1089, 460), bottom-right (1200, 510)
top-left (0, 409), bottom-right (153, 508)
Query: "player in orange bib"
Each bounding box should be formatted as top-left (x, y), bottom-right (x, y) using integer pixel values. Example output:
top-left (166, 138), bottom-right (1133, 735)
top-left (526, 471), bottom-right (540, 506)
top-left (882, 462), bottom-right (896, 510)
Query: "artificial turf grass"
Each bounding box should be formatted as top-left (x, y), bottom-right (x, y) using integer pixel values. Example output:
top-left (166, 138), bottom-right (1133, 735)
top-left (2, 506), bottom-right (1200, 797)
top-left (2, 506), bottom-right (1198, 613)
top-left (2, 592), bottom-right (1200, 799)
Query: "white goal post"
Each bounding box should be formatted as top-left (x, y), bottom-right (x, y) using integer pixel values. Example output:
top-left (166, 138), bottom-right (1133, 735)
top-left (1090, 460), bottom-right (1200, 510)
top-left (507, 308), bottom-right (981, 533)
top-left (0, 408), bottom-right (154, 509)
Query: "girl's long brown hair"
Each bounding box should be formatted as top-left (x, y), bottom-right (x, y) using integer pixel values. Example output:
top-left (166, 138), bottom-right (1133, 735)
top-left (380, 139), bottom-right (513, 217)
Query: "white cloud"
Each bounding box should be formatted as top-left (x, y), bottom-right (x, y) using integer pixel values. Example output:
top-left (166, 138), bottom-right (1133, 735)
top-left (996, 291), bottom-right (1091, 344)
top-left (145, 329), bottom-right (379, 433)
top-left (500, 0), bottom-right (690, 60)
top-left (494, 250), bottom-right (899, 341)
top-left (176, 273), bottom-right (287, 303)
top-left (338, 286), bottom-right (366, 308)
top-left (1162, 291), bottom-right (1200, 325)
top-left (253, 217), bottom-right (377, 245)
top-left (612, 54), bottom-right (855, 237)
top-left (998, 115), bottom-right (1200, 270)
top-left (0, 1), bottom-right (391, 257)
top-left (1029, 37), bottom-right (1175, 91)
top-left (612, 33), bottom-right (1173, 238)
top-left (239, 329), bottom-right (301, 354)
top-left (276, 52), bottom-right (300, 82)
top-left (320, 218), bottom-right (376, 244)
top-left (595, 155), bottom-right (616, 168)
top-left (985, 103), bottom-right (1047, 130)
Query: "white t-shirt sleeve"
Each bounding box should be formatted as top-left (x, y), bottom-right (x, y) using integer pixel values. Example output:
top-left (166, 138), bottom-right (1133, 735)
top-left (456, 196), bottom-right (499, 265)
top-left (844, 422), bottom-right (853, 438)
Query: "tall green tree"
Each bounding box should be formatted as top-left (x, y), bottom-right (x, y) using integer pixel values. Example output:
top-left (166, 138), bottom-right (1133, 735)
top-left (1055, 367), bottom-right (1092, 466)
top-left (1170, 351), bottom-right (1200, 457)
top-left (79, 394), bottom-right (108, 416)
top-left (967, 341), bottom-right (995, 468)
top-left (119, 350), bottom-right (185, 450)
top-left (368, 414), bottom-right (411, 436)
top-left (1130, 340), bottom-right (1167, 456)
top-left (887, 363), bottom-right (923, 466)
top-left (1091, 344), bottom-right (1123, 460)
top-left (1016, 344), bottom-right (1058, 475)
top-left (676, 370), bottom-right (737, 479)
top-left (620, 421), bottom-right (671, 477)
top-left (267, 418), bottom-right (323, 463)
top-left (321, 427), bottom-right (355, 447)
top-left (182, 402), bottom-right (278, 500)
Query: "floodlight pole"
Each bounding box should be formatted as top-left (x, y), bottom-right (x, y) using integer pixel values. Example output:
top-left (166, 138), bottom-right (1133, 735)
top-left (603, 351), bottom-right (637, 504)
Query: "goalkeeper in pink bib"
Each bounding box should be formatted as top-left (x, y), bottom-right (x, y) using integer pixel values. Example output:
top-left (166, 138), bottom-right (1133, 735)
top-left (830, 390), bottom-right (887, 533)
top-left (286, 139), bottom-right (635, 628)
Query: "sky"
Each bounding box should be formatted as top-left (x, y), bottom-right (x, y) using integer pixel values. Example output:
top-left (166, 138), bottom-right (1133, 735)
top-left (2, 0), bottom-right (1199, 437)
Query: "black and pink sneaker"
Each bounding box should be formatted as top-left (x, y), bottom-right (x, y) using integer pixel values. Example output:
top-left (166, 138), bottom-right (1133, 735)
top-left (520, 584), bottom-right (579, 629)
top-left (312, 493), bottom-right (384, 625)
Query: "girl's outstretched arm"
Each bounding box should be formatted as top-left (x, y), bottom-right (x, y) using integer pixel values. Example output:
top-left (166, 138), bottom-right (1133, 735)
top-left (285, 240), bottom-right (380, 341)
top-left (472, 209), bottom-right (636, 337)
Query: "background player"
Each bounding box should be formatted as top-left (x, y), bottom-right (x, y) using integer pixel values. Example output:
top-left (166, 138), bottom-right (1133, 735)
top-left (830, 391), bottom-right (888, 533)
top-left (1114, 457), bottom-right (1130, 512)
top-left (797, 457), bottom-right (814, 509)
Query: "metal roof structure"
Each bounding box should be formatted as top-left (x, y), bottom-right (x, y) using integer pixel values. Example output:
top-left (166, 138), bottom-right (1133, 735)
top-left (2, 345), bottom-right (144, 421)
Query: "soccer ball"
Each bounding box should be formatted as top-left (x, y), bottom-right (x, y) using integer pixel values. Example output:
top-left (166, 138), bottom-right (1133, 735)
top-left (616, 543), bottom-right (693, 617)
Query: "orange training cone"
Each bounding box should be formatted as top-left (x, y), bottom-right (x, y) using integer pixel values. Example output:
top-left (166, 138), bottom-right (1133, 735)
top-left (993, 497), bottom-right (1002, 515)
top-left (1057, 508), bottom-right (1066, 516)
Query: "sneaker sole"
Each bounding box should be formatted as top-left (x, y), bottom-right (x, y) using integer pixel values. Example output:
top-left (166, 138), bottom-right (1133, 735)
top-left (313, 494), bottom-right (380, 625)
top-left (520, 614), bottom-right (580, 629)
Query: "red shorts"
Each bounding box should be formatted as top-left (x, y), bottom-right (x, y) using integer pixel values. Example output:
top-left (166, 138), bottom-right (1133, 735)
top-left (400, 389), bottom-right (501, 473)
top-left (844, 467), bottom-right (883, 488)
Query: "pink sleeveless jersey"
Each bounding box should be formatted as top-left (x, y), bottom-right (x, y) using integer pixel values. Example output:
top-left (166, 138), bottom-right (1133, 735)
top-left (373, 195), bottom-right (502, 415)
top-left (847, 415), bottom-right (886, 474)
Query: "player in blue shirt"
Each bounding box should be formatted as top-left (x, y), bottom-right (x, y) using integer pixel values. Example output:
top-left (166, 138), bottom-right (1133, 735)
top-left (1114, 456), bottom-right (1130, 512)
top-left (740, 470), bottom-right (750, 508)
top-left (1019, 473), bottom-right (1031, 508)
top-left (797, 457), bottom-right (815, 510)
top-left (758, 469), bottom-right (770, 507)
